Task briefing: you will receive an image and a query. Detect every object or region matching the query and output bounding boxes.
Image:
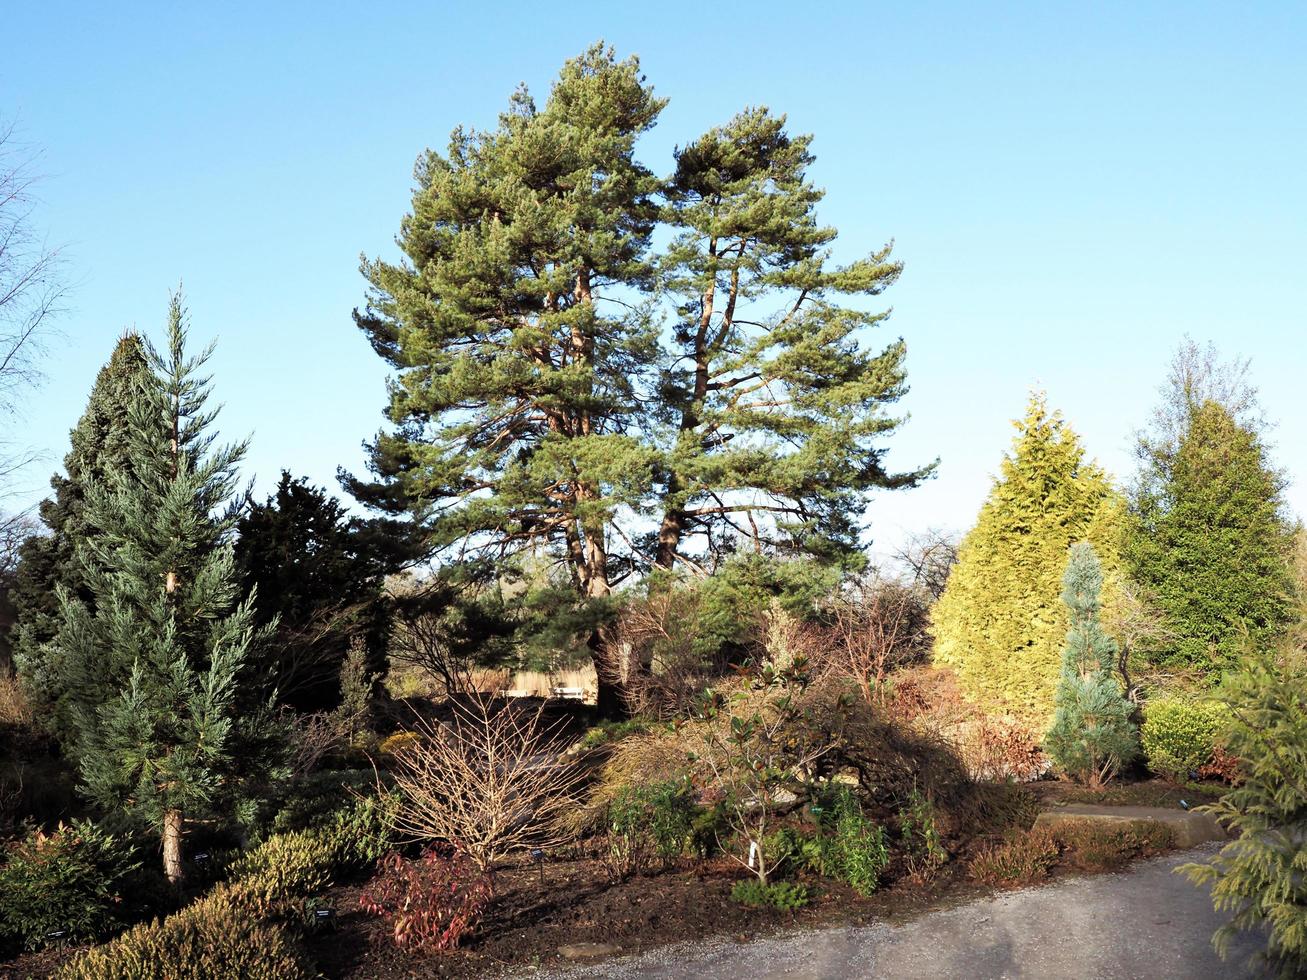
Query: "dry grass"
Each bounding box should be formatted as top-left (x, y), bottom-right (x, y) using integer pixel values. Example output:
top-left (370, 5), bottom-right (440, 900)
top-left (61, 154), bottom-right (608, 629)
top-left (0, 672), bottom-right (31, 726)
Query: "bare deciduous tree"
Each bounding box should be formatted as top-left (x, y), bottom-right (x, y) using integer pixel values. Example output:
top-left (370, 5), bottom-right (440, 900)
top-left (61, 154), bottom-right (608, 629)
top-left (384, 696), bottom-right (586, 876)
top-left (891, 528), bottom-right (959, 601)
top-left (1, 120), bottom-right (64, 480)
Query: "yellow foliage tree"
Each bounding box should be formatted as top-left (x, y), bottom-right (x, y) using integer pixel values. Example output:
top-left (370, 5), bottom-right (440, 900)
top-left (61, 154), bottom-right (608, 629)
top-left (932, 394), bottom-right (1125, 718)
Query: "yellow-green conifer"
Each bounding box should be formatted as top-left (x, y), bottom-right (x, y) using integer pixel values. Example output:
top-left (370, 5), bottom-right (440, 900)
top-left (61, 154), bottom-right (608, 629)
top-left (932, 394), bottom-right (1125, 717)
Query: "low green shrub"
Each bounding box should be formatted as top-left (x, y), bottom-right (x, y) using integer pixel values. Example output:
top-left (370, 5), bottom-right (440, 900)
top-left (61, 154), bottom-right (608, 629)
top-left (579, 719), bottom-right (650, 750)
top-left (730, 879), bottom-right (810, 910)
top-left (0, 821), bottom-right (138, 951)
top-left (59, 894), bottom-right (314, 980)
top-left (603, 777), bottom-right (697, 879)
top-left (1141, 697), bottom-right (1227, 780)
top-left (55, 805), bottom-right (392, 979)
top-left (825, 788), bottom-right (890, 896)
top-left (899, 788), bottom-right (948, 878)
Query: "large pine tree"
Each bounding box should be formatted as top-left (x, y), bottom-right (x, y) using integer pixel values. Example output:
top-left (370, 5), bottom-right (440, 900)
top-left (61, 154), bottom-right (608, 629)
top-left (53, 296), bottom-right (267, 884)
top-left (932, 394), bottom-right (1125, 716)
top-left (348, 47), bottom-right (927, 712)
top-left (1129, 397), bottom-right (1295, 676)
top-left (654, 107), bottom-right (928, 570)
top-left (11, 333), bottom-right (154, 732)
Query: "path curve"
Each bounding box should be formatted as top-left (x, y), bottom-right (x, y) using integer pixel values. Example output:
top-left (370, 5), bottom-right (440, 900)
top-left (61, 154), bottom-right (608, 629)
top-left (539, 843), bottom-right (1264, 979)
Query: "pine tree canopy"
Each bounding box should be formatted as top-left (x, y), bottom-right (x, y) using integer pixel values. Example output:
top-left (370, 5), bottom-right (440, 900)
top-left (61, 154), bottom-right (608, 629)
top-left (1128, 397), bottom-right (1295, 676)
top-left (932, 394), bottom-right (1125, 717)
top-left (50, 294), bottom-right (271, 881)
top-left (346, 45), bottom-right (931, 705)
top-left (11, 331), bottom-right (155, 728)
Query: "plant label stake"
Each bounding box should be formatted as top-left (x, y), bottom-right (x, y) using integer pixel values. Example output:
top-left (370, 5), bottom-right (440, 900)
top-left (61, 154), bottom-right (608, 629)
top-left (531, 848), bottom-right (545, 884)
top-left (748, 841), bottom-right (758, 869)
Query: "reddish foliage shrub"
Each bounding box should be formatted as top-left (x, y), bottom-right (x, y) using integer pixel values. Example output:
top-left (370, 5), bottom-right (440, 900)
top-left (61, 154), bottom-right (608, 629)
top-left (359, 850), bottom-right (493, 951)
top-left (1196, 744), bottom-right (1243, 784)
top-left (1044, 819), bottom-right (1175, 871)
top-left (957, 717), bottom-right (1045, 783)
top-left (968, 828), bottom-right (1059, 886)
top-left (970, 818), bottom-right (1176, 885)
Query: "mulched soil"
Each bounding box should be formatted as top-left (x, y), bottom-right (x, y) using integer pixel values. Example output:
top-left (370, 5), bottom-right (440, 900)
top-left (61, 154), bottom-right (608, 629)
top-left (304, 849), bottom-right (989, 979)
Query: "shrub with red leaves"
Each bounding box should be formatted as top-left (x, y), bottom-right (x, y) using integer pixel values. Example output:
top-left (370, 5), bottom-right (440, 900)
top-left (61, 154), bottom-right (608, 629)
top-left (359, 849), bottom-right (493, 951)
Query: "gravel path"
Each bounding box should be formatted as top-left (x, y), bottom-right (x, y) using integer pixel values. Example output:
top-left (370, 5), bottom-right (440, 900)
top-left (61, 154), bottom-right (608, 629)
top-left (539, 843), bottom-right (1265, 979)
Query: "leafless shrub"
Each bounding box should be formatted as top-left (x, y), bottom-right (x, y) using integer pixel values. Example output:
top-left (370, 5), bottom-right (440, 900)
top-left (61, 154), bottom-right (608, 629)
top-left (384, 696), bottom-right (587, 873)
top-left (284, 710), bottom-right (345, 777)
top-left (1101, 578), bottom-right (1177, 706)
top-left (821, 577), bottom-right (930, 705)
top-left (615, 587), bottom-right (731, 719)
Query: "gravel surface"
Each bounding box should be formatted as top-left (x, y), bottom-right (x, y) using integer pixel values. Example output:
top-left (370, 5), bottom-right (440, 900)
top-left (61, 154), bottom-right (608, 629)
top-left (535, 843), bottom-right (1266, 979)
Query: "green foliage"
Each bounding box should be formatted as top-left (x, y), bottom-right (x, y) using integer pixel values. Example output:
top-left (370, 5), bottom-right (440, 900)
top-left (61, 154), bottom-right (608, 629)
top-left (0, 820), bottom-right (138, 950)
top-left (347, 46), bottom-right (927, 708)
top-left (47, 296), bottom-right (278, 881)
top-left (1129, 363), bottom-right (1296, 677)
top-left (1140, 696), bottom-right (1227, 779)
top-left (899, 788), bottom-right (948, 877)
top-left (58, 894), bottom-right (314, 980)
top-left (332, 639), bottom-right (377, 749)
top-left (729, 879), bottom-right (810, 911)
top-left (12, 333), bottom-right (155, 737)
top-left (234, 471), bottom-right (408, 712)
top-left (1045, 543), bottom-right (1138, 786)
top-left (579, 718), bottom-right (650, 749)
top-left (56, 807), bottom-right (397, 979)
top-left (933, 395), bottom-right (1126, 716)
top-left (1181, 645), bottom-right (1307, 978)
top-left (795, 787), bottom-right (891, 895)
top-left (603, 777), bottom-right (697, 878)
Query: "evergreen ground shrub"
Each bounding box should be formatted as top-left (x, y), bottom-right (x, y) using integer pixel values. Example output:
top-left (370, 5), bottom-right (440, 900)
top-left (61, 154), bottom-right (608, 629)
top-left (1141, 697), bottom-right (1227, 779)
top-left (0, 821), bottom-right (138, 951)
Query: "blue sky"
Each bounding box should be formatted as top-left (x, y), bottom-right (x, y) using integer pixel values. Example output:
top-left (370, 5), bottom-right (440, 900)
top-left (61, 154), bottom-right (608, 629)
top-left (5, 2), bottom-right (1305, 556)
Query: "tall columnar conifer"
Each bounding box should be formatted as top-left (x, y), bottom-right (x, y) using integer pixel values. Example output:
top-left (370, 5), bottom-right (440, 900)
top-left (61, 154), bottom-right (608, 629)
top-left (348, 47), bottom-right (927, 712)
top-left (932, 395), bottom-right (1125, 716)
top-left (53, 295), bottom-right (266, 884)
top-left (11, 333), bottom-right (154, 734)
top-left (1044, 542), bottom-right (1138, 786)
top-left (1128, 397), bottom-right (1295, 676)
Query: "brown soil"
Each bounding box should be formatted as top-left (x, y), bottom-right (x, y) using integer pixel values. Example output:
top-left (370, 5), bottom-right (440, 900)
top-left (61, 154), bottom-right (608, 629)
top-left (304, 851), bottom-right (987, 979)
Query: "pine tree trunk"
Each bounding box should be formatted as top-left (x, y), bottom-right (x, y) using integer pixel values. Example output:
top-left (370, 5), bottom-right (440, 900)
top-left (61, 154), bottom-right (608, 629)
top-left (162, 808), bottom-right (185, 886)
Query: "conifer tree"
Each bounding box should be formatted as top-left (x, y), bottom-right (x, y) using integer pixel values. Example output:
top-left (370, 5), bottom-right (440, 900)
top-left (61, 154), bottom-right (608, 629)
top-left (1182, 641), bottom-right (1307, 977)
top-left (11, 333), bottom-right (154, 732)
top-left (53, 295), bottom-right (265, 885)
top-left (1044, 542), bottom-right (1138, 786)
top-left (654, 107), bottom-right (929, 570)
top-left (1129, 367), bottom-right (1295, 676)
top-left (348, 47), bottom-right (928, 712)
top-left (932, 394), bottom-right (1125, 716)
